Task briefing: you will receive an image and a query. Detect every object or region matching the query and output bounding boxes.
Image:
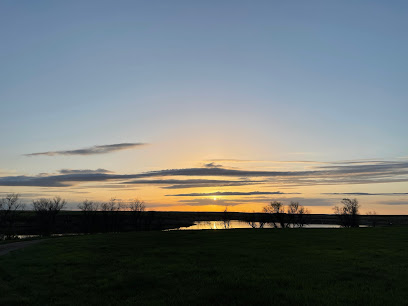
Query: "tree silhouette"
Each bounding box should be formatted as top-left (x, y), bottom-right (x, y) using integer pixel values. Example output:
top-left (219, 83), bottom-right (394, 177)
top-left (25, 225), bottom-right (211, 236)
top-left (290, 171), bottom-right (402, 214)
top-left (129, 198), bottom-right (145, 230)
top-left (78, 200), bottom-right (99, 233)
top-left (263, 201), bottom-right (287, 228)
top-left (33, 197), bottom-right (66, 235)
top-left (0, 193), bottom-right (25, 239)
top-left (333, 198), bottom-right (360, 228)
top-left (263, 201), bottom-right (310, 228)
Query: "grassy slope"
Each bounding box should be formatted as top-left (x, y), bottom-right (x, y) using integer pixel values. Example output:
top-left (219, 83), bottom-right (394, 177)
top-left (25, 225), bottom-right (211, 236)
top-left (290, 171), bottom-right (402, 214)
top-left (0, 228), bottom-right (407, 305)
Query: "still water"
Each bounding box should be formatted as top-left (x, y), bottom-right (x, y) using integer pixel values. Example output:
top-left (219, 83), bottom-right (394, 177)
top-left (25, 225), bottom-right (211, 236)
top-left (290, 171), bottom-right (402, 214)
top-left (172, 220), bottom-right (341, 230)
top-left (0, 233), bottom-right (81, 241)
top-left (1, 222), bottom-right (342, 240)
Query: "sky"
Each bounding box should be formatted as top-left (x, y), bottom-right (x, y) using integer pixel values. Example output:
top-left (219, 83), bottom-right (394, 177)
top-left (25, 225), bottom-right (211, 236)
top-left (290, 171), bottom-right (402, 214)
top-left (1, 0), bottom-right (408, 214)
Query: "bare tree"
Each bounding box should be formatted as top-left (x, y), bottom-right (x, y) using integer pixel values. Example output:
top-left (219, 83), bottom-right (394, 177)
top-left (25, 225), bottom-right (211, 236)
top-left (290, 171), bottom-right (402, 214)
top-left (32, 197), bottom-right (66, 235)
top-left (33, 197), bottom-right (66, 212)
top-left (263, 201), bottom-right (287, 228)
top-left (333, 198), bottom-right (360, 228)
top-left (100, 198), bottom-right (120, 212)
top-left (287, 202), bottom-right (310, 228)
top-left (0, 193), bottom-right (25, 239)
top-left (129, 198), bottom-right (145, 230)
top-left (243, 211), bottom-right (265, 228)
top-left (100, 198), bottom-right (123, 232)
top-left (221, 207), bottom-right (231, 229)
top-left (366, 211), bottom-right (377, 227)
top-left (78, 200), bottom-right (99, 233)
top-left (245, 214), bottom-right (258, 229)
top-left (263, 201), bottom-right (310, 228)
top-left (129, 198), bottom-right (145, 213)
top-left (78, 199), bottom-right (99, 212)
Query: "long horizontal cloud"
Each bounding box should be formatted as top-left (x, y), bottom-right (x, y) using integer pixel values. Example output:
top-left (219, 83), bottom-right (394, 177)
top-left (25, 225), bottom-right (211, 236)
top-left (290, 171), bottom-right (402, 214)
top-left (25, 143), bottom-right (147, 156)
top-left (168, 191), bottom-right (299, 197)
top-left (130, 161), bottom-right (408, 187)
top-left (323, 192), bottom-right (408, 196)
top-left (2, 159), bottom-right (408, 188)
top-left (132, 167), bottom-right (318, 178)
top-left (315, 160), bottom-right (408, 173)
top-left (175, 198), bottom-right (242, 206)
top-left (0, 173), bottom-right (126, 187)
top-left (177, 196), bottom-right (334, 207)
top-left (0, 173), bottom-right (261, 188)
top-left (381, 201), bottom-right (408, 205)
top-left (124, 179), bottom-right (262, 189)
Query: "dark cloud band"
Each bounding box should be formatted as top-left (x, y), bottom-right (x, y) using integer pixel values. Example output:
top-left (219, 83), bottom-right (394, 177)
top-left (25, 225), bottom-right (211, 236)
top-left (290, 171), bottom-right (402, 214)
top-left (2, 159), bottom-right (408, 188)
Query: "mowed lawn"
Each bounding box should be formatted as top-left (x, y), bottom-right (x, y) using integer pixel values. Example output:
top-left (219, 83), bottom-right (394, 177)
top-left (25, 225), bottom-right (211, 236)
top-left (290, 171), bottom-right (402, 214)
top-left (0, 228), bottom-right (407, 305)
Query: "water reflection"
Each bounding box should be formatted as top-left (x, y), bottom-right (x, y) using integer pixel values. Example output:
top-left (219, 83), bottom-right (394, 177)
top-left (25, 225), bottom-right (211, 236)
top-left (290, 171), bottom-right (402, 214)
top-left (172, 220), bottom-right (341, 230)
top-left (0, 233), bottom-right (81, 241)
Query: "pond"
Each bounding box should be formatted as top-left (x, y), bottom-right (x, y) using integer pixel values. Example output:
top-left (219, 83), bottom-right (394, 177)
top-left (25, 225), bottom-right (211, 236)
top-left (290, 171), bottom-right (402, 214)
top-left (0, 233), bottom-right (82, 241)
top-left (169, 220), bottom-right (342, 230)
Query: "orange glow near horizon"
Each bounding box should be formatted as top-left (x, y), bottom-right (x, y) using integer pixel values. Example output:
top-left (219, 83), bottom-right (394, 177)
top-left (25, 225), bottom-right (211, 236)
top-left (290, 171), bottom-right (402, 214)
top-left (1, 184), bottom-right (407, 214)
top-left (1, 160), bottom-right (408, 215)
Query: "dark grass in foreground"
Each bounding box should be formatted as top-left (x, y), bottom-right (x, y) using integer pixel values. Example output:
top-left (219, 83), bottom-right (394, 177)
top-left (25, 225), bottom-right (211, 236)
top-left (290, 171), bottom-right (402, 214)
top-left (0, 228), bottom-right (407, 305)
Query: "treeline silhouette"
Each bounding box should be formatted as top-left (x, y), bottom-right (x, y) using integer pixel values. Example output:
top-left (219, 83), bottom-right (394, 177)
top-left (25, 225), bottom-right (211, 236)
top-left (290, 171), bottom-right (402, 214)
top-left (0, 194), bottom-right (166, 239)
top-left (239, 201), bottom-right (311, 228)
top-left (75, 198), bottom-right (159, 234)
top-left (1, 194), bottom-right (404, 240)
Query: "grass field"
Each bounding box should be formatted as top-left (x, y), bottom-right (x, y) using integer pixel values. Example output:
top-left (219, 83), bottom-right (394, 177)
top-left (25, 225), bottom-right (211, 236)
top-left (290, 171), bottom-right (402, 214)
top-left (0, 227), bottom-right (407, 305)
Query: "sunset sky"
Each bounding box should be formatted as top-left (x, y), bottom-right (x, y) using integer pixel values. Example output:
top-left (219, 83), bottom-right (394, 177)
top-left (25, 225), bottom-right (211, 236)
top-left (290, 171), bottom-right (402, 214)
top-left (1, 1), bottom-right (408, 214)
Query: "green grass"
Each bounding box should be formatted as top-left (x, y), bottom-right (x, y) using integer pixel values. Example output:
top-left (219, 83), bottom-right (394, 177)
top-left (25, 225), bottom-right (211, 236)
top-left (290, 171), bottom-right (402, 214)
top-left (1, 228), bottom-right (407, 305)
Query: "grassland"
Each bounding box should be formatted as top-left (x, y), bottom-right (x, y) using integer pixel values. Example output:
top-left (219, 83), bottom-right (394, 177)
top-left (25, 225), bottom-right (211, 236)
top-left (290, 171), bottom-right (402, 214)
top-left (0, 227), bottom-right (407, 305)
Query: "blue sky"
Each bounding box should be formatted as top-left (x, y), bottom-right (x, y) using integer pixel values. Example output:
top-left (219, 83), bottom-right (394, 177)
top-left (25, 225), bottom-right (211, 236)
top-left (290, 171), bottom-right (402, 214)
top-left (1, 1), bottom-right (408, 213)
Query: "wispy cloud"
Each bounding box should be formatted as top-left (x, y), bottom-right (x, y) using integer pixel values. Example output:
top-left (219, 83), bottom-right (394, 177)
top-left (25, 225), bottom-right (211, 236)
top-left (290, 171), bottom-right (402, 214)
top-left (206, 159), bottom-right (322, 164)
top-left (25, 143), bottom-right (147, 156)
top-left (58, 169), bottom-right (112, 174)
top-left (168, 191), bottom-right (299, 197)
top-left (203, 162), bottom-right (223, 168)
top-left (207, 158), bottom-right (400, 166)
